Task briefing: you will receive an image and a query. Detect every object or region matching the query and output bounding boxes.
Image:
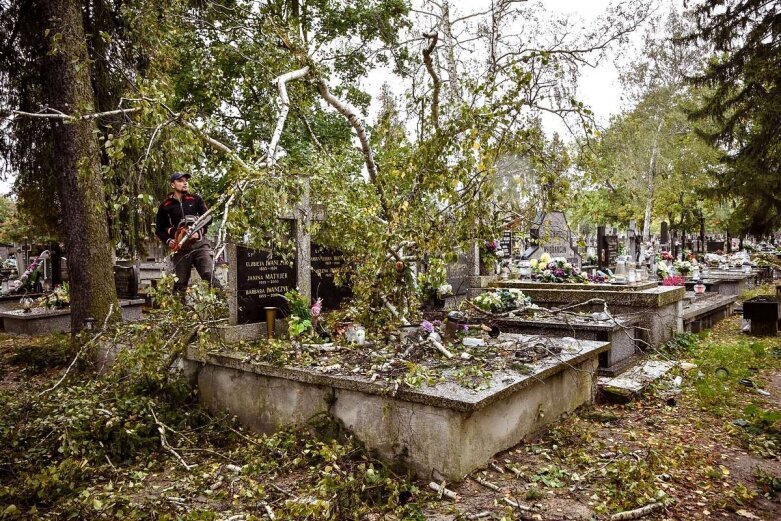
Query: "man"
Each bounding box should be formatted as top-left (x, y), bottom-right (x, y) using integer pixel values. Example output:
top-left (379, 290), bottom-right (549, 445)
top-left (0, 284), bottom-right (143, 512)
top-left (155, 172), bottom-right (222, 295)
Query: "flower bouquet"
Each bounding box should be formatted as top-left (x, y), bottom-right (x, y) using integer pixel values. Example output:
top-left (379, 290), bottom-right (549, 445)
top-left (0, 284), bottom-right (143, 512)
top-left (472, 288), bottom-right (529, 313)
top-left (38, 282), bottom-right (70, 309)
top-left (417, 259), bottom-right (451, 308)
top-left (530, 253), bottom-right (587, 283)
top-left (8, 252), bottom-right (48, 294)
top-left (662, 275), bottom-right (686, 286)
top-left (673, 259), bottom-right (693, 276)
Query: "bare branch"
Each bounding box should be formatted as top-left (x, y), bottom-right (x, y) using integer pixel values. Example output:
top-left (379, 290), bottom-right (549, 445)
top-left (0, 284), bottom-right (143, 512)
top-left (315, 80), bottom-right (378, 183)
top-left (7, 106), bottom-right (141, 121)
top-left (268, 66), bottom-right (310, 166)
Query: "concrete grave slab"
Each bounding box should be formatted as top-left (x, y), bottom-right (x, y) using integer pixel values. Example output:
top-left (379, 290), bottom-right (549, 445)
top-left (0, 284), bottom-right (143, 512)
top-left (185, 334), bottom-right (609, 480)
top-left (0, 299), bottom-right (145, 335)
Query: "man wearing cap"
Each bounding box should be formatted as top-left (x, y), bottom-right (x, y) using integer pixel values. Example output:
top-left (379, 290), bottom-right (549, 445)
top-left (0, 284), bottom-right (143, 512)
top-left (155, 172), bottom-right (222, 295)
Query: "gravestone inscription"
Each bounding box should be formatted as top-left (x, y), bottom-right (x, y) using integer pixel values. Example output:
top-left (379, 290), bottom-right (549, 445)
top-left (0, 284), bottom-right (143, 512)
top-left (528, 212), bottom-right (582, 268)
top-left (500, 231), bottom-right (515, 259)
top-left (310, 245), bottom-right (352, 310)
top-left (605, 235), bottom-right (619, 268)
top-left (233, 245), bottom-right (296, 324)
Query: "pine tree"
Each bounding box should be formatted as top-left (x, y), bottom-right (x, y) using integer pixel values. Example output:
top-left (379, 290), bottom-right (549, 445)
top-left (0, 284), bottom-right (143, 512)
top-left (686, 0), bottom-right (781, 235)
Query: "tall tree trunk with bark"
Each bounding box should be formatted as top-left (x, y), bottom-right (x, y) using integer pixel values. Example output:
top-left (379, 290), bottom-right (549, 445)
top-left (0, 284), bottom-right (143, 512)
top-left (642, 118), bottom-right (664, 241)
top-left (40, 0), bottom-right (118, 332)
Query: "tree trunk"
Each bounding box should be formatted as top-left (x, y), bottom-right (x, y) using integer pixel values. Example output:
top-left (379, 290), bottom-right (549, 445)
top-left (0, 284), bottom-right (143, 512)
top-left (40, 0), bottom-right (118, 332)
top-left (642, 118), bottom-right (664, 241)
top-left (441, 1), bottom-right (460, 104)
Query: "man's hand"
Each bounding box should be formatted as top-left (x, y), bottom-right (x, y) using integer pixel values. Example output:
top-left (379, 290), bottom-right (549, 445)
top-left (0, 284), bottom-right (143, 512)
top-left (167, 239), bottom-right (177, 251)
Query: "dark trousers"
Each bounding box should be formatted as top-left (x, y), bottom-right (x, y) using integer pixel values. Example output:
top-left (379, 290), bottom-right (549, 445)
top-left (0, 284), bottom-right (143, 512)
top-left (172, 244), bottom-right (223, 293)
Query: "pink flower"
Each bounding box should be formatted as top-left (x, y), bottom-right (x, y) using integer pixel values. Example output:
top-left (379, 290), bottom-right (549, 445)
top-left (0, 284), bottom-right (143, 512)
top-left (311, 298), bottom-right (323, 317)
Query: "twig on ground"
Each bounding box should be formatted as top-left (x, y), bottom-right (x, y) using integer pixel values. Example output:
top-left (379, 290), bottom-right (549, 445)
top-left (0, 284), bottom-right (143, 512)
top-left (429, 481), bottom-right (457, 500)
top-left (149, 405), bottom-right (195, 471)
top-left (472, 475), bottom-right (501, 491)
top-left (610, 501), bottom-right (666, 520)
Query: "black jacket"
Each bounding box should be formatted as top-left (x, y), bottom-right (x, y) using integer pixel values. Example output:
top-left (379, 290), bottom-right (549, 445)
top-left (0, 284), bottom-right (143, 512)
top-left (155, 193), bottom-right (210, 245)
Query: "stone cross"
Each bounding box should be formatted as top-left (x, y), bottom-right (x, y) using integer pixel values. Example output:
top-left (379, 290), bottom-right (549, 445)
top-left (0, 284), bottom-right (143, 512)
top-left (285, 176), bottom-right (325, 302)
top-left (21, 238), bottom-right (31, 269)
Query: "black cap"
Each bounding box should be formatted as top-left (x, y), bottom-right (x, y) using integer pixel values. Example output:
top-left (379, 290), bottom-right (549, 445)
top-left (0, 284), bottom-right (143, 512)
top-left (169, 172), bottom-right (191, 182)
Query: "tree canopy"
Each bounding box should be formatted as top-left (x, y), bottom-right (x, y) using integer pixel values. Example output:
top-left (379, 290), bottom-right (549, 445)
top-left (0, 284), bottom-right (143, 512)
top-left (686, 0), bottom-right (781, 235)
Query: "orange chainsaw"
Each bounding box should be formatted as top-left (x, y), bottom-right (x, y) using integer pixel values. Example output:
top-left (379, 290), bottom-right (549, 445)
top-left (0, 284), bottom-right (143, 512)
top-left (170, 214), bottom-right (212, 253)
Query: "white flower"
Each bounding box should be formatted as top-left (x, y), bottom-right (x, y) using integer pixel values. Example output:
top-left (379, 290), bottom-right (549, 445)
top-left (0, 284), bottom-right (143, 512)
top-left (437, 283), bottom-right (453, 297)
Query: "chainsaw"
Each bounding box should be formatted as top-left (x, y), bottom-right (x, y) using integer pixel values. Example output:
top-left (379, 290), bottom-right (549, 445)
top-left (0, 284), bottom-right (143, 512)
top-left (170, 214), bottom-right (213, 253)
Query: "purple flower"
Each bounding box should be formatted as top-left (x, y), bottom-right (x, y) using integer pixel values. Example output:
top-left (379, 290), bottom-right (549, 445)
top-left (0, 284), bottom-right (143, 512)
top-left (554, 268), bottom-right (566, 277)
top-left (485, 240), bottom-right (498, 252)
top-left (421, 320), bottom-right (435, 333)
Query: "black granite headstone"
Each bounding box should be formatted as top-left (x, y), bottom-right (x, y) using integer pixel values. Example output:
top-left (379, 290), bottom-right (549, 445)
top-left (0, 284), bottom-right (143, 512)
top-left (310, 245), bottom-right (352, 310)
top-left (235, 246), bottom-right (296, 324)
top-left (500, 231), bottom-right (515, 259)
top-left (605, 235), bottom-right (619, 267)
top-left (597, 226), bottom-right (606, 268)
top-left (113, 265), bottom-right (139, 298)
top-left (660, 221), bottom-right (669, 245)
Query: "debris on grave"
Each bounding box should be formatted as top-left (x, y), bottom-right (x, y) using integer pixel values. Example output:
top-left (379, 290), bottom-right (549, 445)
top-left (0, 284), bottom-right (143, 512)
top-left (598, 360), bottom-right (676, 402)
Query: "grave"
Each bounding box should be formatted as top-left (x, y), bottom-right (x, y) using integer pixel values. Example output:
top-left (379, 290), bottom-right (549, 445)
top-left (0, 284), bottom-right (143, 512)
top-left (522, 212), bottom-right (582, 269)
top-left (494, 313), bottom-right (640, 376)
top-left (499, 230), bottom-right (516, 260)
top-left (489, 279), bottom-right (685, 348)
top-left (704, 270), bottom-right (753, 296)
top-left (113, 265), bottom-right (140, 299)
top-left (310, 245), bottom-right (352, 310)
top-left (596, 225), bottom-right (618, 270)
top-left (184, 333), bottom-right (609, 480)
top-left (221, 240), bottom-right (351, 343)
top-left (218, 177), bottom-right (351, 342)
top-left (0, 298), bottom-right (145, 335)
top-left (743, 296), bottom-right (781, 336)
top-left (681, 292), bottom-right (738, 333)
top-left (445, 249), bottom-right (476, 305)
